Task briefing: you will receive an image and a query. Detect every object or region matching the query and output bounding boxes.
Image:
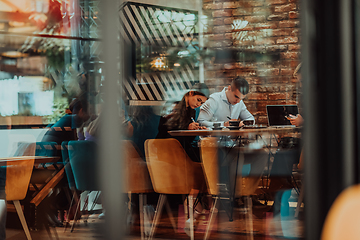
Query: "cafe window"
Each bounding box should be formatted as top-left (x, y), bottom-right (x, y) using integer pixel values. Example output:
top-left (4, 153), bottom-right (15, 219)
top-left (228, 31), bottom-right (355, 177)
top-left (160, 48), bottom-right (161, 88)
top-left (0, 0), bottom-right (310, 239)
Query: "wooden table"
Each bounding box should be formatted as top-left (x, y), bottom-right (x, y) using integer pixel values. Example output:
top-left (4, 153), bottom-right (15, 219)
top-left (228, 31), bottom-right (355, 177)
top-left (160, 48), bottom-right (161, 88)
top-left (168, 126), bottom-right (301, 137)
top-left (0, 156), bottom-right (60, 165)
top-left (168, 126), bottom-right (302, 221)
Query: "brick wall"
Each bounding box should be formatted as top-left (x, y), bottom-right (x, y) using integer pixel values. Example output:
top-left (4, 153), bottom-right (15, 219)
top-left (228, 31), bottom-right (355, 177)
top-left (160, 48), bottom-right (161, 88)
top-left (202, 0), bottom-right (302, 124)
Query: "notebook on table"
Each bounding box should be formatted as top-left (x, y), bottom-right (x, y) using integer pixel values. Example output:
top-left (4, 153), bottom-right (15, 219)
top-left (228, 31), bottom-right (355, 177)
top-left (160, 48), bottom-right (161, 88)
top-left (266, 105), bottom-right (299, 127)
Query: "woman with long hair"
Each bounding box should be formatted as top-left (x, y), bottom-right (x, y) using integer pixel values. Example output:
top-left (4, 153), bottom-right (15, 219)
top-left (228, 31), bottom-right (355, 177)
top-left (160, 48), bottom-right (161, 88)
top-left (156, 83), bottom-right (209, 162)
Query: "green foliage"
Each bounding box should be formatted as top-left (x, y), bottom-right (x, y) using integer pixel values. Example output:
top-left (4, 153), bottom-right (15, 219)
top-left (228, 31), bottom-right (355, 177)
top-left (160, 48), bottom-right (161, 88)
top-left (43, 98), bottom-right (69, 124)
top-left (45, 47), bottom-right (65, 71)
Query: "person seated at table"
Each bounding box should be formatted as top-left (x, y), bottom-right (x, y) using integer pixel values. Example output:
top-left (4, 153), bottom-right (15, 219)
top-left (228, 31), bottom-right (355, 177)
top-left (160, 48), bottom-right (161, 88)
top-left (129, 105), bottom-right (161, 159)
top-left (197, 76), bottom-right (254, 128)
top-left (198, 77), bottom-right (267, 204)
top-left (31, 97), bottom-right (93, 227)
top-left (269, 63), bottom-right (304, 191)
top-left (270, 63), bottom-right (304, 219)
top-left (156, 83), bottom-right (209, 162)
top-left (84, 105), bottom-right (133, 141)
top-left (42, 97), bottom-right (91, 145)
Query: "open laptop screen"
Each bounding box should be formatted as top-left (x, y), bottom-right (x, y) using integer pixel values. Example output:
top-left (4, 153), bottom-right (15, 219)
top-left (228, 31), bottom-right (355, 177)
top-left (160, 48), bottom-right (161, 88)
top-left (266, 105), bottom-right (299, 126)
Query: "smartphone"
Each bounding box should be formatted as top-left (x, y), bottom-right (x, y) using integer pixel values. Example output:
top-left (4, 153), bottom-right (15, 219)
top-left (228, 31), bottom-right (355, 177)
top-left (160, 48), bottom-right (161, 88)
top-left (286, 114), bottom-right (296, 119)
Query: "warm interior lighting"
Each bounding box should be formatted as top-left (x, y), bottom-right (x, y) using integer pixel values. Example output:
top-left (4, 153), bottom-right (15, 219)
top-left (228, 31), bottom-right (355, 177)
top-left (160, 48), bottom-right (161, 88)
top-left (1, 51), bottom-right (28, 58)
top-left (153, 58), bottom-right (165, 68)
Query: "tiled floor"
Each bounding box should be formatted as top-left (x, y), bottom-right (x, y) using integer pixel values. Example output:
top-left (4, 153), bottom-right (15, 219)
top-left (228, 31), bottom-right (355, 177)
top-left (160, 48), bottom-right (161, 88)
top-left (5, 203), bottom-right (304, 239)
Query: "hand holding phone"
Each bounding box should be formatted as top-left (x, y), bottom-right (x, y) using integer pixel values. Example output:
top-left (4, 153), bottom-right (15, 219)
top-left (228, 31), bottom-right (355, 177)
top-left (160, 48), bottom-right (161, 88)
top-left (286, 114), bottom-right (304, 127)
top-left (286, 114), bottom-right (296, 119)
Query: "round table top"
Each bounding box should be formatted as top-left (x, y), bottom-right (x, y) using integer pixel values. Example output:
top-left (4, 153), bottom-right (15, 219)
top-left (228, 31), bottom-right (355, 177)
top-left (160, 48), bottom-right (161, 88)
top-left (0, 156), bottom-right (60, 165)
top-left (168, 126), bottom-right (302, 137)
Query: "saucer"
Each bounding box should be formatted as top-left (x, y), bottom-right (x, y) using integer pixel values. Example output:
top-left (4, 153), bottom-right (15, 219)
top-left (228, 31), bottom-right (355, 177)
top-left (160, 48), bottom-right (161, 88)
top-left (242, 125), bottom-right (267, 129)
top-left (227, 126), bottom-right (240, 130)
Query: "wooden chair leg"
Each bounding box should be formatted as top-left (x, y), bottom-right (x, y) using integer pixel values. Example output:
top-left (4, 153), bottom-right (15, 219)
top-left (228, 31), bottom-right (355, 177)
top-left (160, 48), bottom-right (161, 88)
top-left (165, 200), bottom-right (177, 233)
top-left (204, 196), bottom-right (218, 240)
top-left (82, 192), bottom-right (90, 224)
top-left (244, 196), bottom-right (254, 240)
top-left (49, 225), bottom-right (59, 240)
top-left (64, 190), bottom-right (77, 232)
top-left (13, 200), bottom-right (32, 240)
top-left (188, 194), bottom-right (194, 240)
top-left (44, 225), bottom-right (53, 240)
top-left (183, 195), bottom-right (188, 219)
top-left (70, 196), bottom-right (81, 232)
top-left (295, 184), bottom-right (304, 218)
top-left (139, 194), bottom-right (144, 240)
top-left (148, 194), bottom-right (166, 240)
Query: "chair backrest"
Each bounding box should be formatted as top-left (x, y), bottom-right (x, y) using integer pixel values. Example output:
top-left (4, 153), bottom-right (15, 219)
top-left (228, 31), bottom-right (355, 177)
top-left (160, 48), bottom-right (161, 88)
top-left (61, 141), bottom-right (76, 189)
top-left (200, 137), bottom-right (260, 197)
top-left (144, 138), bottom-right (204, 194)
top-left (35, 142), bottom-right (59, 157)
top-left (14, 141), bottom-right (59, 159)
top-left (123, 140), bottom-right (152, 193)
top-left (6, 157), bottom-right (35, 201)
top-left (68, 140), bottom-right (100, 191)
top-left (321, 184), bottom-right (360, 240)
top-left (199, 137), bottom-right (219, 195)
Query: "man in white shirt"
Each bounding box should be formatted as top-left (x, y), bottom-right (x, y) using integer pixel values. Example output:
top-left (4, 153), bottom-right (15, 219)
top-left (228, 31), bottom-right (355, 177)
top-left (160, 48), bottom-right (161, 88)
top-left (198, 77), bottom-right (267, 204)
top-left (197, 77), bottom-right (254, 128)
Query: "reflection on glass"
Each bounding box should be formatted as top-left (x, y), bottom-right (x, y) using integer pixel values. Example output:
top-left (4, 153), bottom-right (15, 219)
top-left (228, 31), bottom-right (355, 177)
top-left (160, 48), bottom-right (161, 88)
top-left (0, 0), bottom-right (303, 239)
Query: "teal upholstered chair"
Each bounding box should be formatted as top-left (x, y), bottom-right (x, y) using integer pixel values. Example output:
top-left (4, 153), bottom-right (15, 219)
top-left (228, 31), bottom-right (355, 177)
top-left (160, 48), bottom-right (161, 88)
top-left (68, 140), bottom-right (101, 232)
top-left (61, 141), bottom-right (79, 230)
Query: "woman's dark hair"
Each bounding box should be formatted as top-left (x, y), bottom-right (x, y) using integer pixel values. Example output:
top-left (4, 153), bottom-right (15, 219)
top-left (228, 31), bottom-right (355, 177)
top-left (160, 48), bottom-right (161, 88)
top-left (69, 97), bottom-right (88, 115)
top-left (232, 76), bottom-right (249, 95)
top-left (166, 84), bottom-right (208, 129)
top-left (166, 94), bottom-right (191, 129)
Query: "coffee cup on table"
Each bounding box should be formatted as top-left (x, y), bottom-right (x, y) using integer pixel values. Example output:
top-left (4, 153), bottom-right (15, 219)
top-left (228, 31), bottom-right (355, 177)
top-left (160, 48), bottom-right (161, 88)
top-left (229, 120), bottom-right (240, 127)
top-left (213, 123), bottom-right (221, 128)
top-left (243, 120), bottom-right (254, 126)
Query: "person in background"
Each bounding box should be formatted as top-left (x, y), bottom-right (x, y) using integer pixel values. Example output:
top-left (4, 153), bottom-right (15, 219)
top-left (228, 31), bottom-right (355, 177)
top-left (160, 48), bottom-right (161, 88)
top-left (156, 83), bottom-right (209, 162)
top-left (84, 107), bottom-right (133, 141)
top-left (42, 97), bottom-right (90, 145)
top-left (287, 63), bottom-right (304, 169)
top-left (287, 114), bottom-right (304, 127)
top-left (287, 63), bottom-right (304, 128)
top-left (129, 105), bottom-right (161, 159)
top-left (197, 76), bottom-right (254, 128)
top-left (156, 83), bottom-right (209, 235)
top-left (199, 77), bottom-right (268, 211)
top-left (271, 62), bottom-right (304, 219)
top-left (34, 97), bottom-right (91, 227)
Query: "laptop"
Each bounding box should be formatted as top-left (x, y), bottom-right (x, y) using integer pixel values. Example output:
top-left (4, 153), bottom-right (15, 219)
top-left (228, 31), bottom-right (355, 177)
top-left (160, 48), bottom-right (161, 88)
top-left (266, 105), bottom-right (299, 127)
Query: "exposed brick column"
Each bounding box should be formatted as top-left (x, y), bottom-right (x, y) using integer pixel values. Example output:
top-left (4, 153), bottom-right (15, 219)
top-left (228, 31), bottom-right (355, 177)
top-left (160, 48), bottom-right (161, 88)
top-left (202, 0), bottom-right (302, 124)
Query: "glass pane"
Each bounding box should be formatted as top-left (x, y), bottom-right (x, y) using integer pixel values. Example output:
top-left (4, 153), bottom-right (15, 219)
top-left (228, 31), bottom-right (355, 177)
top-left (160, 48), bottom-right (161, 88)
top-left (0, 0), bottom-right (304, 239)
top-left (0, 0), bottom-right (104, 237)
top-left (119, 0), bottom-right (303, 239)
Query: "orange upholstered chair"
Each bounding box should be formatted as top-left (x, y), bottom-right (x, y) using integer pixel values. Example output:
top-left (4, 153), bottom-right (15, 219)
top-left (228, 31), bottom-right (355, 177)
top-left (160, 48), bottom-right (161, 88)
top-left (123, 140), bottom-right (153, 240)
top-left (6, 157), bottom-right (35, 240)
top-left (321, 184), bottom-right (360, 240)
top-left (200, 137), bottom-right (260, 240)
top-left (145, 138), bottom-right (205, 240)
